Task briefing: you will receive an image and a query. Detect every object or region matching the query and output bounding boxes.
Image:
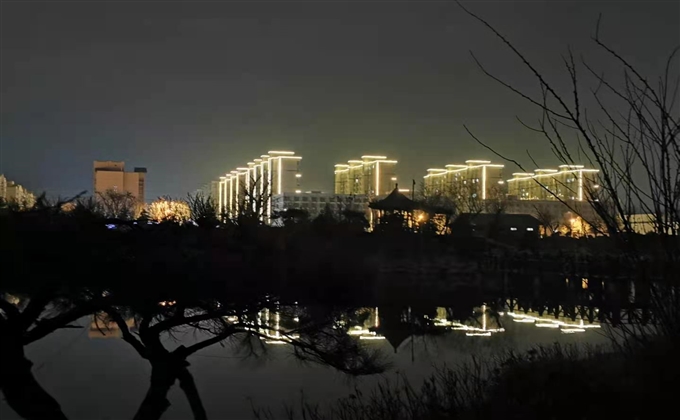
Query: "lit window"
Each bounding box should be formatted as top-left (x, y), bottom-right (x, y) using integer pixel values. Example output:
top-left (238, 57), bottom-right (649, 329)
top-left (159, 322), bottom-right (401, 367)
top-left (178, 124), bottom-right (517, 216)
top-left (526, 227), bottom-right (534, 231)
top-left (510, 227), bottom-right (518, 231)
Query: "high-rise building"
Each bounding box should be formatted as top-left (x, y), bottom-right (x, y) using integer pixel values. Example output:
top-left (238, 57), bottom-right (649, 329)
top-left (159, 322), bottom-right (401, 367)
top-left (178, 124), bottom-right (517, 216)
top-left (217, 151), bottom-right (302, 221)
top-left (423, 160), bottom-right (505, 200)
top-left (93, 161), bottom-right (147, 203)
top-left (333, 155), bottom-right (397, 197)
top-left (507, 165), bottom-right (599, 202)
top-left (0, 174), bottom-right (35, 208)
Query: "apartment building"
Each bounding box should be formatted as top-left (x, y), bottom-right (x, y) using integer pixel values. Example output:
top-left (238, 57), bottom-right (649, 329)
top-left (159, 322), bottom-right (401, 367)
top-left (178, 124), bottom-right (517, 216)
top-left (334, 155), bottom-right (397, 197)
top-left (0, 174), bottom-right (36, 208)
top-left (217, 151), bottom-right (302, 221)
top-left (506, 165), bottom-right (599, 202)
top-left (423, 160), bottom-right (505, 200)
top-left (270, 191), bottom-right (370, 225)
top-left (93, 161), bottom-right (147, 203)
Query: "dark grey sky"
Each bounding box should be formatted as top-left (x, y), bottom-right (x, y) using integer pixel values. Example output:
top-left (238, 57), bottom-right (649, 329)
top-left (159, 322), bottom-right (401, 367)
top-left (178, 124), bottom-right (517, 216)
top-left (1, 0), bottom-right (678, 198)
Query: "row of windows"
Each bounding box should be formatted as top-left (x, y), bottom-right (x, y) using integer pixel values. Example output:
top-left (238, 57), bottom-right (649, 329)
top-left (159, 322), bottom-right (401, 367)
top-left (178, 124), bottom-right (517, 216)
top-left (286, 196), bottom-right (368, 203)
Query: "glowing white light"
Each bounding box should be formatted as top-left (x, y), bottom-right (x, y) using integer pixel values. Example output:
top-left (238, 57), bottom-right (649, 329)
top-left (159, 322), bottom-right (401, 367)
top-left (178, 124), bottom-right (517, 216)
top-left (466, 332), bottom-right (491, 337)
top-left (348, 328), bottom-right (372, 336)
top-left (561, 328), bottom-right (586, 334)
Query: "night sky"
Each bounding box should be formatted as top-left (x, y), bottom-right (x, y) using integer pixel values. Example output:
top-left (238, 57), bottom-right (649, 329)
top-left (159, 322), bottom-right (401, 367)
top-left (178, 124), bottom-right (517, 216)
top-left (1, 0), bottom-right (678, 199)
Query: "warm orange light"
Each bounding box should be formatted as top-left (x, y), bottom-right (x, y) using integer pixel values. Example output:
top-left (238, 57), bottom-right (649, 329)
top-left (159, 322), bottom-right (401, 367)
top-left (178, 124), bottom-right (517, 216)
top-left (147, 198), bottom-right (191, 224)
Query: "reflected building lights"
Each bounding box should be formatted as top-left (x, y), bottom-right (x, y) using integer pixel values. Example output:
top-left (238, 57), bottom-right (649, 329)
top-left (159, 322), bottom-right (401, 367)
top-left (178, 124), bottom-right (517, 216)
top-left (434, 305), bottom-right (504, 337)
top-left (505, 311), bottom-right (600, 332)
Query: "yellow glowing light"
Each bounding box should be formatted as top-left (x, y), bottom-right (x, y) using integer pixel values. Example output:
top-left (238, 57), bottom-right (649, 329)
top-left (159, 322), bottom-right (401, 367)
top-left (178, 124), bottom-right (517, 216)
top-left (361, 155), bottom-right (387, 159)
top-left (375, 161), bottom-right (380, 196)
top-left (465, 160), bottom-right (491, 164)
top-left (482, 165), bottom-right (487, 200)
top-left (348, 327), bottom-right (371, 335)
top-left (278, 158), bottom-right (282, 194)
top-left (268, 151), bottom-right (295, 155)
top-left (296, 173), bottom-right (302, 178)
top-left (147, 198), bottom-right (191, 224)
top-left (359, 335), bottom-right (386, 340)
top-left (505, 312), bottom-right (600, 330)
top-left (391, 177), bottom-right (397, 181)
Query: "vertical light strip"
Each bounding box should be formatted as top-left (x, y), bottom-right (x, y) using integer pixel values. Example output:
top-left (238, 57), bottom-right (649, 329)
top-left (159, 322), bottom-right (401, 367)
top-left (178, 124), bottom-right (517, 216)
top-left (218, 180), bottom-right (223, 216)
top-left (482, 165), bottom-right (487, 200)
top-left (278, 158), bottom-right (282, 195)
top-left (482, 304), bottom-right (487, 331)
top-left (223, 179), bottom-right (227, 214)
top-left (235, 176), bottom-right (240, 212)
top-left (252, 165), bottom-right (257, 202)
top-left (578, 170), bottom-right (583, 201)
top-left (246, 169), bottom-right (251, 197)
top-left (228, 177), bottom-right (233, 217)
top-left (375, 161), bottom-right (380, 196)
top-left (268, 157), bottom-right (273, 221)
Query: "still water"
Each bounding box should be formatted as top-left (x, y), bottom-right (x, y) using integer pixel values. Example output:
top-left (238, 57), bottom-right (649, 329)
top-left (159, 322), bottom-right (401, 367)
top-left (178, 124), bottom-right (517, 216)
top-left (0, 307), bottom-right (608, 419)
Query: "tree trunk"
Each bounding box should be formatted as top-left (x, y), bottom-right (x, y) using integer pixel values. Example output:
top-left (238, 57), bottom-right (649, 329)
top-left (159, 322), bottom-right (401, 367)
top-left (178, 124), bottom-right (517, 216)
top-left (132, 359), bottom-right (178, 420)
top-left (177, 366), bottom-right (208, 420)
top-left (0, 335), bottom-right (69, 420)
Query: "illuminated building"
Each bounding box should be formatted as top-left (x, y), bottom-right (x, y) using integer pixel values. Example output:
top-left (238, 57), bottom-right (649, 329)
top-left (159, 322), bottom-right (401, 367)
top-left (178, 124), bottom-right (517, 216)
top-left (88, 315), bottom-right (137, 339)
top-left (423, 160), bottom-right (505, 201)
top-left (507, 165), bottom-right (599, 201)
top-left (494, 165), bottom-right (602, 236)
top-left (216, 151), bottom-right (302, 222)
top-left (0, 174), bottom-right (35, 208)
top-left (271, 191), bottom-right (369, 225)
top-left (334, 155), bottom-right (398, 197)
top-left (93, 161), bottom-right (147, 203)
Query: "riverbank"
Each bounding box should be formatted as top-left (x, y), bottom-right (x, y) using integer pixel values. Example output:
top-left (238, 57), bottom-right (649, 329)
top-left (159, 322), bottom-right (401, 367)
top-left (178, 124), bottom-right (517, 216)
top-left (257, 337), bottom-right (678, 419)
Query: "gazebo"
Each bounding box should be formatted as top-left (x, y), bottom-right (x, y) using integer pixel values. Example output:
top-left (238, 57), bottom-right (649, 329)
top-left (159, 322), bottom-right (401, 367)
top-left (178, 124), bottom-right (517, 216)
top-left (368, 185), bottom-right (421, 230)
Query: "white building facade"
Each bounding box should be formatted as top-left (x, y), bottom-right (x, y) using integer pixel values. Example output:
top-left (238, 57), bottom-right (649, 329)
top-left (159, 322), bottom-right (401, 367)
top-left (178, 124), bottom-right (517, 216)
top-left (217, 151), bottom-right (302, 223)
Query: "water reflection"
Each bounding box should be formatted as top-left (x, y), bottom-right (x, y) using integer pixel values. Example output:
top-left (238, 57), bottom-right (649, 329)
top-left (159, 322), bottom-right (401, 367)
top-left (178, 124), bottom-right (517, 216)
top-left (88, 317), bottom-right (137, 339)
top-left (505, 311), bottom-right (601, 333)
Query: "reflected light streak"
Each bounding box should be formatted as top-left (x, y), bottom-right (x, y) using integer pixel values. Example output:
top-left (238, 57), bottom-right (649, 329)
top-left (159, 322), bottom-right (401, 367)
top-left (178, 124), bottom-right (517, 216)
top-left (506, 312), bottom-right (601, 330)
